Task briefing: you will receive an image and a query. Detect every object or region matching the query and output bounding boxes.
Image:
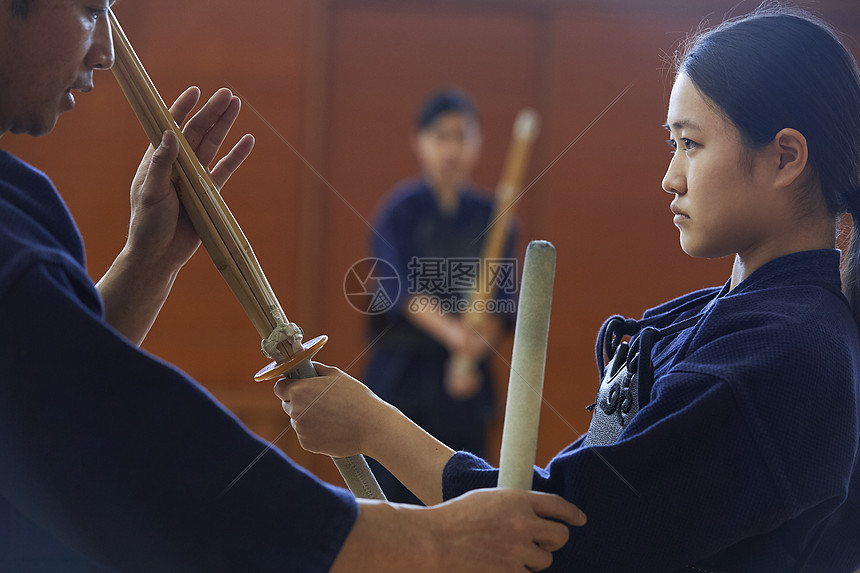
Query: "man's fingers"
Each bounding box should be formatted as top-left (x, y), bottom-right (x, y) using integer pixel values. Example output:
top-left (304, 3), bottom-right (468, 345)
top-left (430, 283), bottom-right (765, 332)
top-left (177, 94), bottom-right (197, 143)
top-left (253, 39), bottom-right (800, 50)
top-left (527, 491), bottom-right (587, 526)
top-left (209, 133), bottom-right (255, 189)
top-left (141, 131), bottom-right (179, 203)
top-left (531, 518), bottom-right (571, 553)
top-left (163, 87), bottom-right (252, 191)
top-left (523, 542), bottom-right (554, 572)
top-left (168, 86), bottom-right (202, 130)
top-left (193, 95), bottom-right (242, 164)
top-left (182, 88), bottom-right (237, 164)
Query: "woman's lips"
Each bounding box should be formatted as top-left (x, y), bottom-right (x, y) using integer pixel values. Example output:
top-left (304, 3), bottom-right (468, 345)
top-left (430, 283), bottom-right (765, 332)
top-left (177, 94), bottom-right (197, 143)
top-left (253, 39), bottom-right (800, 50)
top-left (670, 203), bottom-right (689, 224)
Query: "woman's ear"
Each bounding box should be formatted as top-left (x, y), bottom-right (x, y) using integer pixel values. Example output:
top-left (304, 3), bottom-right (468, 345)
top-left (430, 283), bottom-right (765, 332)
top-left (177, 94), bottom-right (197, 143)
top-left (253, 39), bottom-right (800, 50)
top-left (772, 128), bottom-right (809, 188)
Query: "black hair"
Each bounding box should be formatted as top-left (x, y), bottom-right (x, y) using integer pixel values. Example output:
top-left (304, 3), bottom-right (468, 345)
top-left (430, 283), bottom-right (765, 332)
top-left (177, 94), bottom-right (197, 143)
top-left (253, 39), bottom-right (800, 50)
top-left (416, 88), bottom-right (478, 131)
top-left (10, 0), bottom-right (33, 18)
top-left (675, 4), bottom-right (860, 322)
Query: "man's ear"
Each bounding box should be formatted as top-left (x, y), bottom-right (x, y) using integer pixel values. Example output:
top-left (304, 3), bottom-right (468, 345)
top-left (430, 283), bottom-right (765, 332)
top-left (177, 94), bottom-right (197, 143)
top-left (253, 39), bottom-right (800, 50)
top-left (772, 127), bottom-right (809, 188)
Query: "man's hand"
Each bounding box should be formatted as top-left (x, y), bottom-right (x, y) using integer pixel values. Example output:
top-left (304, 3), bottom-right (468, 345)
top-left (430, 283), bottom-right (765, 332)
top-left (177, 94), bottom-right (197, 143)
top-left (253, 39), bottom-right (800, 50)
top-left (421, 489), bottom-right (586, 572)
top-left (126, 86), bottom-right (254, 274)
top-left (97, 87), bottom-right (254, 345)
top-left (333, 490), bottom-right (587, 572)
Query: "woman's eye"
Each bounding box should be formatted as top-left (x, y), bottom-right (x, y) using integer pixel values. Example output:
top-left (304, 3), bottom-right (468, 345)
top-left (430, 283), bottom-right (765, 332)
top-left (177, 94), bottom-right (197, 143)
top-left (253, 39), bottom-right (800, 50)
top-left (667, 138), bottom-right (698, 154)
top-left (681, 138), bottom-right (698, 151)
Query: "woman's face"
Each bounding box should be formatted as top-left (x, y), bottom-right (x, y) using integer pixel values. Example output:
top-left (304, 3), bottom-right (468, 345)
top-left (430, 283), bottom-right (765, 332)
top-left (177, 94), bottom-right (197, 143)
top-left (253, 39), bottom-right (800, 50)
top-left (662, 73), bottom-right (778, 261)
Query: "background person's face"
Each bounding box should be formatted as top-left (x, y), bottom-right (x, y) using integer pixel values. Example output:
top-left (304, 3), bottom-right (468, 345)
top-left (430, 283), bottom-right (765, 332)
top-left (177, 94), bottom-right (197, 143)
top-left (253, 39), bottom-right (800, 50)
top-left (414, 111), bottom-right (481, 190)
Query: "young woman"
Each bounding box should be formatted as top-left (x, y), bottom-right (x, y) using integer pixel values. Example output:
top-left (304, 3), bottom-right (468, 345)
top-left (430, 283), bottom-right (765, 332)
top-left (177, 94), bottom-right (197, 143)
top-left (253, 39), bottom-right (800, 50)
top-left (277, 6), bottom-right (860, 571)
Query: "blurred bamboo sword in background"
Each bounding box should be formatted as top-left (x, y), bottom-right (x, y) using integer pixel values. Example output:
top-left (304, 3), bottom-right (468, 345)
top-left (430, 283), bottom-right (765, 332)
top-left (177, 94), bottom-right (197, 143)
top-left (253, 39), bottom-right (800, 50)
top-left (445, 109), bottom-right (540, 398)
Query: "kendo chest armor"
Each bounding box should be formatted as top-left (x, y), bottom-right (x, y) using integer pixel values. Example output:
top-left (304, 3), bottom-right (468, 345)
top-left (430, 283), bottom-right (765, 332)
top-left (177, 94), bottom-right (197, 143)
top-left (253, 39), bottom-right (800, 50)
top-left (585, 337), bottom-right (637, 446)
top-left (585, 312), bottom-right (704, 446)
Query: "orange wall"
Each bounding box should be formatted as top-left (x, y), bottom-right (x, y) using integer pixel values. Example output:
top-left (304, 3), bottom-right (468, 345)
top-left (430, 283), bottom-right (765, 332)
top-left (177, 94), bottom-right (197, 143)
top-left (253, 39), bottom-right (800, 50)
top-left (3, 0), bottom-right (858, 487)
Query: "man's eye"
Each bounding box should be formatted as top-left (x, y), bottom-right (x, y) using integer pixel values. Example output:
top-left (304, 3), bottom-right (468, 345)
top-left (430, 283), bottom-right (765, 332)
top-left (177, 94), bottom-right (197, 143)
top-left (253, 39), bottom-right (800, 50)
top-left (666, 138), bottom-right (678, 154)
top-left (88, 8), bottom-right (107, 21)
